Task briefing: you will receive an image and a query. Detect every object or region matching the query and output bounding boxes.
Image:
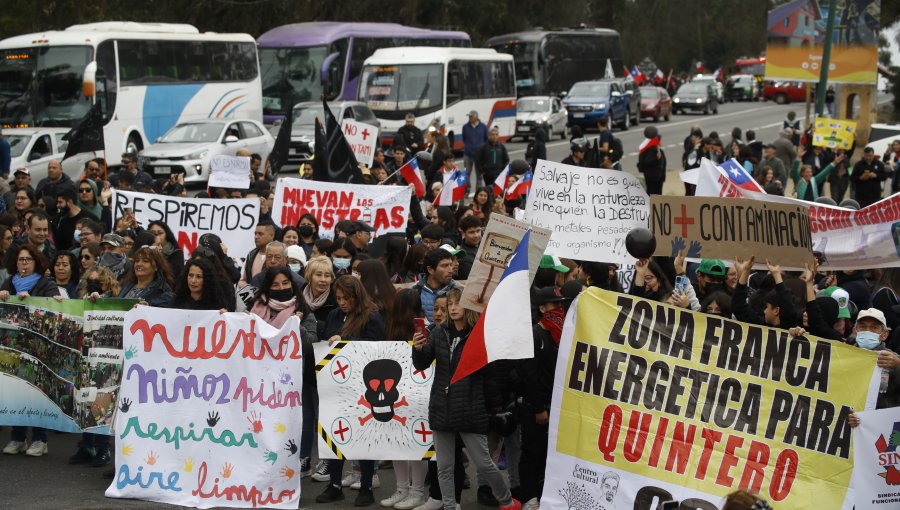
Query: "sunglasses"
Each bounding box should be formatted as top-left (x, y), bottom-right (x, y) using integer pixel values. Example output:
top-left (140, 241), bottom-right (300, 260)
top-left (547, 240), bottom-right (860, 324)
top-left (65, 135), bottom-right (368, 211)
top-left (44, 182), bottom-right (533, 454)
top-left (82, 254), bottom-right (93, 260)
top-left (78, 188), bottom-right (92, 193)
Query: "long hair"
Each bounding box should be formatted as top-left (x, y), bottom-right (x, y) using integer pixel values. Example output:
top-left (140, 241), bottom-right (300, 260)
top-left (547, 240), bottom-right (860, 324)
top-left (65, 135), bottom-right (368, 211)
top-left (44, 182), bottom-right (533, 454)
top-left (333, 275), bottom-right (377, 338)
top-left (387, 288), bottom-right (424, 341)
top-left (357, 259), bottom-right (397, 314)
top-left (174, 257), bottom-right (230, 310)
top-left (77, 266), bottom-right (120, 298)
top-left (123, 246), bottom-right (174, 288)
top-left (379, 236), bottom-right (408, 279)
top-left (436, 206), bottom-right (456, 233)
top-left (148, 220), bottom-right (179, 248)
top-left (403, 243), bottom-right (428, 278)
top-left (446, 287), bottom-right (479, 329)
top-left (252, 266), bottom-right (307, 311)
top-left (473, 186), bottom-right (492, 220)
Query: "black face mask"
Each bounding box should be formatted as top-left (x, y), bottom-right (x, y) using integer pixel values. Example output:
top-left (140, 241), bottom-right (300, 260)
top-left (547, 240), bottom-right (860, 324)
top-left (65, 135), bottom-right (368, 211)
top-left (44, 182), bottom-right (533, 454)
top-left (269, 288), bottom-right (294, 302)
top-left (298, 225), bottom-right (314, 238)
top-left (86, 281), bottom-right (103, 294)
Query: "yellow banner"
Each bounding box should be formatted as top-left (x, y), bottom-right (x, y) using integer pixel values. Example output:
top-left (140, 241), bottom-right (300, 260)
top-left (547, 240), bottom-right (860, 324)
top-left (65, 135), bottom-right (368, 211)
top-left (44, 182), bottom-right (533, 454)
top-left (545, 288), bottom-right (878, 510)
top-left (813, 117), bottom-right (857, 150)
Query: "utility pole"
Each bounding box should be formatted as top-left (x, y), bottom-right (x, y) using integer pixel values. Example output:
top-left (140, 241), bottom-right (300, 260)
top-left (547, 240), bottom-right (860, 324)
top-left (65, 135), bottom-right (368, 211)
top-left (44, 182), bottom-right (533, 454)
top-left (815, 0), bottom-right (838, 116)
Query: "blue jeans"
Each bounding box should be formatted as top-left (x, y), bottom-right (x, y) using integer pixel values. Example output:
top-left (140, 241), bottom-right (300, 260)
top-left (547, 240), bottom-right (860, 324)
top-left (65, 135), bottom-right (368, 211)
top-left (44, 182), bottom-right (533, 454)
top-left (11, 427), bottom-right (47, 442)
top-left (300, 383), bottom-right (318, 458)
top-left (328, 459), bottom-right (375, 489)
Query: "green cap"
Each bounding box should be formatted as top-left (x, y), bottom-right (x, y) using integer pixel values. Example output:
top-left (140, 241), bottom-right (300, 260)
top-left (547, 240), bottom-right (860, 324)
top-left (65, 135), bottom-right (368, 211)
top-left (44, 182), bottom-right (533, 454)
top-left (438, 244), bottom-right (465, 257)
top-left (696, 259), bottom-right (727, 277)
top-left (821, 286), bottom-right (851, 319)
top-left (540, 254), bottom-right (570, 273)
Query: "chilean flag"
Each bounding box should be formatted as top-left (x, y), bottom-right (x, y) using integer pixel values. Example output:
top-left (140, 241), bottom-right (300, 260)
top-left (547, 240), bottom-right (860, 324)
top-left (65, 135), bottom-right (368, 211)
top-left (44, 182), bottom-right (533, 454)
top-left (434, 168), bottom-right (467, 206)
top-left (639, 136), bottom-right (661, 155)
top-left (451, 231), bottom-right (534, 383)
top-left (398, 157), bottom-right (425, 198)
top-left (719, 159), bottom-right (765, 193)
top-left (630, 66), bottom-right (644, 85)
top-left (493, 164), bottom-right (511, 197)
top-left (505, 171), bottom-right (532, 199)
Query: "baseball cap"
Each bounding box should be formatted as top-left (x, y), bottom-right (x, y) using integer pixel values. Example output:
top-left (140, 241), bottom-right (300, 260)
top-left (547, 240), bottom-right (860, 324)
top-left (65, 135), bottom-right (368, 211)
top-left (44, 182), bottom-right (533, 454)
top-left (540, 255), bottom-right (570, 273)
top-left (820, 286), bottom-right (851, 319)
top-left (696, 259), bottom-right (726, 278)
top-left (438, 243), bottom-right (465, 257)
top-left (285, 244), bottom-right (307, 265)
top-left (13, 167), bottom-right (29, 176)
top-left (348, 220), bottom-right (375, 234)
top-left (535, 286), bottom-right (567, 306)
top-left (857, 308), bottom-right (888, 328)
top-left (468, 110), bottom-right (478, 117)
top-left (100, 233), bottom-right (124, 247)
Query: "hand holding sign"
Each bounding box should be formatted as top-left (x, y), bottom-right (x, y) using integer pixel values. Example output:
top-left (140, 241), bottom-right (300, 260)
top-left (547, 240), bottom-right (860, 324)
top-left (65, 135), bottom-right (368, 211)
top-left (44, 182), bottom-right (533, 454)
top-left (209, 155), bottom-right (251, 189)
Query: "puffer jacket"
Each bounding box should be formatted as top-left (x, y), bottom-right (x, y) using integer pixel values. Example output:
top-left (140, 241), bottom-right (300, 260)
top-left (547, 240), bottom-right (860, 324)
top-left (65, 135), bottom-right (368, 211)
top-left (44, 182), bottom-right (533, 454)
top-left (412, 321), bottom-right (501, 434)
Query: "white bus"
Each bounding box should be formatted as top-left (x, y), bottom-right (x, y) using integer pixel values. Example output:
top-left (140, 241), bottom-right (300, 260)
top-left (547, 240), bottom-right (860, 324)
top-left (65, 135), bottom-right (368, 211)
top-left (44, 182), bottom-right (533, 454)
top-left (0, 22), bottom-right (262, 160)
top-left (358, 47), bottom-right (516, 150)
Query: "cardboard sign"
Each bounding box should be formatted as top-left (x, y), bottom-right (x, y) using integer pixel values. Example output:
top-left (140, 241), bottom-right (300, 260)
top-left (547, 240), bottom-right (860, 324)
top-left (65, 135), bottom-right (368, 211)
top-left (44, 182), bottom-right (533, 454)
top-left (111, 190), bottom-right (259, 268)
top-left (106, 308), bottom-right (303, 508)
top-left (342, 119), bottom-right (379, 167)
top-left (543, 288), bottom-right (880, 510)
top-left (209, 155), bottom-right (251, 189)
top-left (813, 117), bottom-right (857, 150)
top-left (850, 407), bottom-right (900, 509)
top-left (460, 215), bottom-right (550, 313)
top-left (650, 195), bottom-right (814, 270)
top-left (272, 178), bottom-right (411, 238)
top-left (524, 159), bottom-right (649, 265)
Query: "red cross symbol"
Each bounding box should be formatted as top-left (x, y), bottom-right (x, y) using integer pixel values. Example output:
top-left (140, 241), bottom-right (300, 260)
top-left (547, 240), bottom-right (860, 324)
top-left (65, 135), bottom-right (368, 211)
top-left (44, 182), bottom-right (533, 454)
top-left (333, 360), bottom-right (349, 379)
top-left (333, 420), bottom-right (350, 442)
top-left (414, 421), bottom-right (432, 443)
top-left (361, 128), bottom-right (370, 140)
top-left (673, 203), bottom-right (695, 238)
top-left (413, 368), bottom-right (428, 380)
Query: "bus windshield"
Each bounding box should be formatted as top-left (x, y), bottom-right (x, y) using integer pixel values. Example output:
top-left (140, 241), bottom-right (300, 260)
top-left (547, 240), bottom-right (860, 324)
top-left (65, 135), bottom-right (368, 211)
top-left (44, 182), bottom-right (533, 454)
top-left (259, 46), bottom-right (328, 114)
top-left (361, 64), bottom-right (443, 118)
top-left (489, 41), bottom-right (536, 89)
top-left (159, 122), bottom-right (224, 143)
top-left (0, 46), bottom-right (92, 128)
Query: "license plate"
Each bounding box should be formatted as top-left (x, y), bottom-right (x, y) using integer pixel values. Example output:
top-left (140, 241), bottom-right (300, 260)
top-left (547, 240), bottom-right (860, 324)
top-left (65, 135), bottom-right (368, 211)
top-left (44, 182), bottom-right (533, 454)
top-left (153, 166), bottom-right (171, 174)
top-left (574, 113), bottom-right (585, 118)
top-left (517, 126), bottom-right (529, 132)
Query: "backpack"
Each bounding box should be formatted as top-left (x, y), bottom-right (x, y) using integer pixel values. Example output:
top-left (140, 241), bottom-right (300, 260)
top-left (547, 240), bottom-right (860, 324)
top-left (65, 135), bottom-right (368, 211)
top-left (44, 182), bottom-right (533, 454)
top-left (608, 136), bottom-right (624, 162)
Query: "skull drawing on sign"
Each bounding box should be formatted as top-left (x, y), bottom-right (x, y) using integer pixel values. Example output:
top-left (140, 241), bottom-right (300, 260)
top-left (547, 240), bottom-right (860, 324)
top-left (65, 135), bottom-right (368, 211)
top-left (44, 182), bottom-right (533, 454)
top-left (358, 359), bottom-right (409, 426)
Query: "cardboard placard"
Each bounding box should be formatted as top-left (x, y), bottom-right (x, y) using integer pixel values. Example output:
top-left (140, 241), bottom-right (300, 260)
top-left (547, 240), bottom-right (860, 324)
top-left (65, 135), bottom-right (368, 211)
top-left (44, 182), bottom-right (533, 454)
top-left (208, 154), bottom-right (251, 189)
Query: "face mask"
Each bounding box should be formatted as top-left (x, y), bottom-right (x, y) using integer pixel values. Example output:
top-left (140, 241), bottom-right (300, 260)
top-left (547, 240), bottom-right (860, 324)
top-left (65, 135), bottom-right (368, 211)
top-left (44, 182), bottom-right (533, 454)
top-left (99, 252), bottom-right (124, 266)
top-left (269, 288), bottom-right (294, 302)
top-left (73, 230), bottom-right (82, 243)
top-left (856, 331), bottom-right (881, 350)
top-left (289, 263), bottom-right (302, 273)
top-left (86, 281), bottom-right (103, 294)
top-left (333, 257), bottom-right (352, 270)
top-left (298, 225), bottom-right (314, 237)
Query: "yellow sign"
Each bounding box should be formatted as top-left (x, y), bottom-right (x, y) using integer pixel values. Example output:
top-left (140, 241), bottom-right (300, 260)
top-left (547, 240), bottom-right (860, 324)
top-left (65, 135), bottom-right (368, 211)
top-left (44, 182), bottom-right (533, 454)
top-left (813, 117), bottom-right (857, 150)
top-left (543, 288), bottom-right (878, 510)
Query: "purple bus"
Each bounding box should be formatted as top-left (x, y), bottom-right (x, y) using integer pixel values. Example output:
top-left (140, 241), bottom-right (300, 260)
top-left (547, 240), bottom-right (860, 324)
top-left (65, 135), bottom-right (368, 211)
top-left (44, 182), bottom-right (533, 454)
top-left (257, 22), bottom-right (470, 123)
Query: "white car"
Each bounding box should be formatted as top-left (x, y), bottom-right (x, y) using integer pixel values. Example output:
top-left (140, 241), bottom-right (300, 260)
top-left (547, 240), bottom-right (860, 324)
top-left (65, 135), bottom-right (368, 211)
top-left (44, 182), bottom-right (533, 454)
top-left (138, 119), bottom-right (275, 184)
top-left (5, 127), bottom-right (90, 182)
top-left (515, 96), bottom-right (568, 141)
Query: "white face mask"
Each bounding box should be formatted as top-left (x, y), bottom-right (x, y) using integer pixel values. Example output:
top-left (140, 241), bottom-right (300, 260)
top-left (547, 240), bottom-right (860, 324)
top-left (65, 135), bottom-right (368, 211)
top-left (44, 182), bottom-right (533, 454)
top-left (289, 263), bottom-right (302, 274)
top-left (856, 331), bottom-right (881, 350)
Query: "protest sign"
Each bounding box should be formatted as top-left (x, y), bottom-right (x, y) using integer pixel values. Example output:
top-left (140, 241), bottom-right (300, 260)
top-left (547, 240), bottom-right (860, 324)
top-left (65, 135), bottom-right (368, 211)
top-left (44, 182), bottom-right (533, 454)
top-left (342, 119), bottom-right (379, 167)
top-left (460, 214), bottom-right (551, 312)
top-left (272, 178), bottom-right (411, 238)
top-left (111, 190), bottom-right (259, 267)
top-left (0, 298), bottom-right (136, 434)
top-left (524, 159), bottom-right (649, 265)
top-left (314, 341), bottom-right (434, 461)
top-left (209, 155), bottom-right (251, 189)
top-left (850, 407), bottom-right (900, 509)
top-left (813, 117), bottom-right (857, 150)
top-left (650, 195), bottom-right (814, 270)
top-left (106, 308), bottom-right (303, 509)
top-left (543, 288), bottom-right (880, 510)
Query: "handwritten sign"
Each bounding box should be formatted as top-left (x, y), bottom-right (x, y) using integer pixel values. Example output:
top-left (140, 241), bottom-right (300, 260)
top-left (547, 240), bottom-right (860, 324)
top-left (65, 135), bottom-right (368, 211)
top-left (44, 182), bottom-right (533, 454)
top-left (650, 195), bottom-right (814, 270)
top-left (342, 119), bottom-right (379, 167)
top-left (112, 190), bottom-right (259, 267)
top-left (0, 297), bottom-right (136, 434)
top-left (524, 159), bottom-right (649, 264)
top-left (106, 308), bottom-right (303, 508)
top-left (460, 214), bottom-right (550, 313)
top-left (272, 178), bottom-right (411, 238)
top-left (209, 155), bottom-right (251, 189)
top-left (813, 117), bottom-right (857, 150)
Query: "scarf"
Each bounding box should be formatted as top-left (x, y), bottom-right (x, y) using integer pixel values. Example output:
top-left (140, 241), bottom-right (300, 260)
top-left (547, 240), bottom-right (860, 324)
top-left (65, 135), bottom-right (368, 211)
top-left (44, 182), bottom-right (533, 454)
top-left (638, 136), bottom-right (661, 155)
top-left (12, 273), bottom-right (41, 294)
top-left (250, 296), bottom-right (297, 329)
top-left (77, 178), bottom-right (103, 220)
top-left (539, 306), bottom-right (566, 346)
top-left (302, 285), bottom-right (329, 311)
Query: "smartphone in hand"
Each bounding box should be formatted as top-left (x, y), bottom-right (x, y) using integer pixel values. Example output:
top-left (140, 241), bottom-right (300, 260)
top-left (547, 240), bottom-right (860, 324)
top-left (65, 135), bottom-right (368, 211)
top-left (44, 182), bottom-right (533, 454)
top-left (413, 318), bottom-right (428, 344)
top-left (675, 275), bottom-right (689, 295)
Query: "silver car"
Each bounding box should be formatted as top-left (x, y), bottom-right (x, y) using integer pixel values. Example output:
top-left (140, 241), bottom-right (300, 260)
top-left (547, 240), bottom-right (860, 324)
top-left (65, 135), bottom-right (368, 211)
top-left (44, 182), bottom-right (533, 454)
top-left (5, 127), bottom-right (90, 182)
top-left (138, 119), bottom-right (275, 184)
top-left (515, 96), bottom-right (567, 141)
top-left (285, 101), bottom-right (381, 163)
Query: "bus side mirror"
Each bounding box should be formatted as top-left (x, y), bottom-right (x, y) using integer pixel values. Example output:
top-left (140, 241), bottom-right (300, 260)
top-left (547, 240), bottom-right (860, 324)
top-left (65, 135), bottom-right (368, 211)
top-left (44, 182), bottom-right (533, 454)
top-left (83, 61), bottom-right (97, 98)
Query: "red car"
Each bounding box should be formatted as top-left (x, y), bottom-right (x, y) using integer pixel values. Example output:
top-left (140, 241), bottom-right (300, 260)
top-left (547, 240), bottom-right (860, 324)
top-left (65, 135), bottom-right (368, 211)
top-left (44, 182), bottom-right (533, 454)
top-left (762, 82), bottom-right (810, 104)
top-left (639, 86), bottom-right (672, 122)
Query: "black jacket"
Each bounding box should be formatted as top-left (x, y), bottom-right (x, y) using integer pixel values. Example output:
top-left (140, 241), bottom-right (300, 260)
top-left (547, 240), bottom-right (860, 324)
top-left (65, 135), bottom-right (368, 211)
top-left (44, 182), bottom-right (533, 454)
top-left (1, 274), bottom-right (61, 298)
top-left (412, 322), bottom-right (501, 434)
top-left (476, 142), bottom-right (510, 184)
top-left (521, 324), bottom-right (557, 414)
top-left (456, 241), bottom-right (479, 281)
top-left (322, 308), bottom-right (385, 341)
top-left (397, 124), bottom-right (424, 151)
top-left (637, 144), bottom-right (666, 182)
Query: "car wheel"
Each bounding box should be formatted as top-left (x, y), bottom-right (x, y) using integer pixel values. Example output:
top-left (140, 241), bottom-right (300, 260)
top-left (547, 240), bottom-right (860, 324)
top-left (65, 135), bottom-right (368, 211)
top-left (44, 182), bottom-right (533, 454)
top-left (633, 110), bottom-right (640, 126)
top-left (546, 126), bottom-right (553, 140)
top-left (713, 105), bottom-right (719, 114)
top-left (126, 133), bottom-right (143, 156)
top-left (653, 114), bottom-right (659, 123)
top-left (704, 103), bottom-right (710, 115)
top-left (665, 111), bottom-right (670, 121)
top-left (622, 111), bottom-right (630, 130)
top-left (775, 93), bottom-right (788, 105)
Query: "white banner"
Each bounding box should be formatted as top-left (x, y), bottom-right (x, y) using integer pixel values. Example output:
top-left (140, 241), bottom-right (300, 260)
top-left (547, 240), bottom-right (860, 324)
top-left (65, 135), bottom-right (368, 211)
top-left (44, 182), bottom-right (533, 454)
top-left (209, 155), bottom-right (251, 189)
top-left (342, 119), bottom-right (379, 167)
top-left (851, 407), bottom-right (900, 510)
top-left (106, 308), bottom-right (303, 509)
top-left (314, 341), bottom-right (434, 461)
top-left (272, 178), bottom-right (411, 238)
top-left (524, 159), bottom-right (649, 265)
top-left (111, 190), bottom-right (259, 268)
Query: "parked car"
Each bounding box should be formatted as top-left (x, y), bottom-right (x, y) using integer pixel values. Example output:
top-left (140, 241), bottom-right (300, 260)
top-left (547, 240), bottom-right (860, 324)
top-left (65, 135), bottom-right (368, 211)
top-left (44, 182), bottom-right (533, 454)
top-left (563, 80), bottom-right (631, 131)
top-left (286, 101), bottom-right (381, 163)
top-left (515, 96), bottom-right (567, 140)
top-left (639, 86), bottom-right (672, 122)
top-left (692, 75), bottom-right (725, 103)
top-left (138, 119), bottom-right (275, 184)
top-left (762, 81), bottom-right (809, 104)
top-left (726, 74), bottom-right (758, 102)
top-left (618, 79), bottom-right (642, 127)
top-left (5, 127), bottom-right (89, 182)
top-left (672, 82), bottom-right (719, 115)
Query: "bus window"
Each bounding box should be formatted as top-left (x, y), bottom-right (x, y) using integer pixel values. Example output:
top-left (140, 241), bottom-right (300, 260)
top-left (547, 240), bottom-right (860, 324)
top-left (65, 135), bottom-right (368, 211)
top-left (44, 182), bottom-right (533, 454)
top-left (97, 41), bottom-right (117, 121)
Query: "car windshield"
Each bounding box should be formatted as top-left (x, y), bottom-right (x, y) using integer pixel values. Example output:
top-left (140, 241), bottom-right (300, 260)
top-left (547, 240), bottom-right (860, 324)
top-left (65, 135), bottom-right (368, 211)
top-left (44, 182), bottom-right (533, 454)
top-left (641, 88), bottom-right (658, 99)
top-left (159, 123), bottom-right (223, 143)
top-left (292, 104), bottom-right (325, 127)
top-left (568, 82), bottom-right (609, 97)
top-left (518, 98), bottom-right (550, 113)
top-left (6, 134), bottom-right (30, 158)
top-left (679, 83), bottom-right (707, 94)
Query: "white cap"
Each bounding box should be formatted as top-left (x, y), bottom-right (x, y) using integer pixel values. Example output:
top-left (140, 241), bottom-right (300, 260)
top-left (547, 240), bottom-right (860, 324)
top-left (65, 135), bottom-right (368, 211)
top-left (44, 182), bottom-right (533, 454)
top-left (857, 308), bottom-right (889, 328)
top-left (285, 245), bottom-right (307, 266)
